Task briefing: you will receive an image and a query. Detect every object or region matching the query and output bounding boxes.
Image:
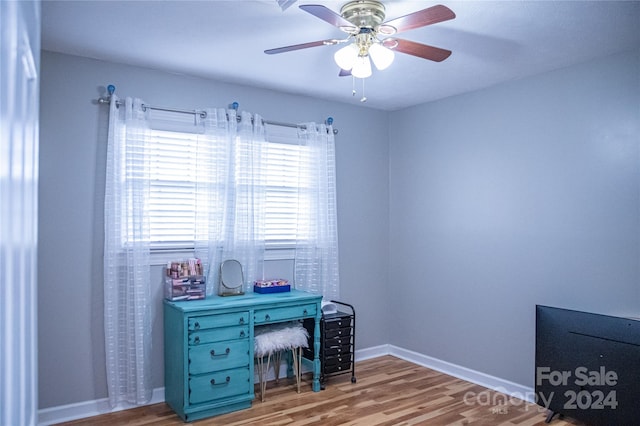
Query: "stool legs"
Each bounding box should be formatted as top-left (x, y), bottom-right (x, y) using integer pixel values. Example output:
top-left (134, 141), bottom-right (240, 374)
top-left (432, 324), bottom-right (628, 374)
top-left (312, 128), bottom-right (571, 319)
top-left (273, 350), bottom-right (282, 384)
top-left (255, 353), bottom-right (272, 402)
top-left (255, 347), bottom-right (303, 402)
top-left (291, 346), bottom-right (302, 393)
top-left (254, 322), bottom-right (309, 402)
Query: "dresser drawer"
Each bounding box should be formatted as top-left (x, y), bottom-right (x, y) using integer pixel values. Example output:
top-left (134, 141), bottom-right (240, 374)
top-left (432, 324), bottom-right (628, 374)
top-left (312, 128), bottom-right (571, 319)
top-left (189, 325), bottom-right (249, 346)
top-left (254, 303), bottom-right (317, 324)
top-left (188, 367), bottom-right (251, 405)
top-left (188, 340), bottom-right (250, 375)
top-left (188, 312), bottom-right (249, 331)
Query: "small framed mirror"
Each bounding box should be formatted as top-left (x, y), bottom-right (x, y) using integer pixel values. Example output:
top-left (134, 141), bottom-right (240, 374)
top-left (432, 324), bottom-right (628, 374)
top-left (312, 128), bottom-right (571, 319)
top-left (219, 259), bottom-right (244, 297)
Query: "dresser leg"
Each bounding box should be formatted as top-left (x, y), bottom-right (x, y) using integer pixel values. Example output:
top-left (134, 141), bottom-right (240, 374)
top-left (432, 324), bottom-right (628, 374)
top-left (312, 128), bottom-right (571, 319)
top-left (312, 315), bottom-right (321, 391)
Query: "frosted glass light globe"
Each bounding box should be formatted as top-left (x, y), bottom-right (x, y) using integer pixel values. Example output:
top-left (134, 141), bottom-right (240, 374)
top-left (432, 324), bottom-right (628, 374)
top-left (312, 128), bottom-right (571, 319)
top-left (369, 43), bottom-right (395, 70)
top-left (334, 44), bottom-right (359, 70)
top-left (351, 55), bottom-right (372, 79)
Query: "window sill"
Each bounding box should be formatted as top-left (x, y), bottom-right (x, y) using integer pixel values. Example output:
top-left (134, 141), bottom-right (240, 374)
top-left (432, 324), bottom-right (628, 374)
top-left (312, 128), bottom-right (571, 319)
top-left (150, 247), bottom-right (295, 266)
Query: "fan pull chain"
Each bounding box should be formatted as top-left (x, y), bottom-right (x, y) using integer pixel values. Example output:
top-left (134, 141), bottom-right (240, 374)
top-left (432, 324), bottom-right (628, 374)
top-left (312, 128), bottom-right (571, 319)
top-left (351, 76), bottom-right (367, 103)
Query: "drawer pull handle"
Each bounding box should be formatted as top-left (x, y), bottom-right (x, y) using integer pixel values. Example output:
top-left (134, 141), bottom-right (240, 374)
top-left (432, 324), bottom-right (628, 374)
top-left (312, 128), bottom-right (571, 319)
top-left (194, 322), bottom-right (200, 330)
top-left (210, 348), bottom-right (231, 357)
top-left (210, 376), bottom-right (231, 386)
top-left (239, 317), bottom-right (245, 324)
top-left (265, 314), bottom-right (270, 321)
top-left (194, 336), bottom-right (200, 345)
top-left (303, 309), bottom-right (308, 315)
top-left (240, 330), bottom-right (246, 338)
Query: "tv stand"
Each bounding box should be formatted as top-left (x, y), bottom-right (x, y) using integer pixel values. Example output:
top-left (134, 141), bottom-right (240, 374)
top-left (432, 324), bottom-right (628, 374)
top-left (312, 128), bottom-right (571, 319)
top-left (544, 410), bottom-right (560, 423)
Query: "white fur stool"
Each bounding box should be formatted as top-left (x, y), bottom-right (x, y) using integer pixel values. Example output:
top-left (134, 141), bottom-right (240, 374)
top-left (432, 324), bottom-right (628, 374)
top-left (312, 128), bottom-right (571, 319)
top-left (254, 321), bottom-right (309, 402)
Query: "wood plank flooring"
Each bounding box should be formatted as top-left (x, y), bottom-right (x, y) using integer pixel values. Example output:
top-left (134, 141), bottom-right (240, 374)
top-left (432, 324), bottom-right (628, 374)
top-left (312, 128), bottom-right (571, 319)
top-left (56, 356), bottom-right (584, 426)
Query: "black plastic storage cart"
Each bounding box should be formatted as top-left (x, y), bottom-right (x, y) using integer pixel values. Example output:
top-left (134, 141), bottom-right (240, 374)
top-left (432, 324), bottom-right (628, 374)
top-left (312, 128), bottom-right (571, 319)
top-left (303, 300), bottom-right (356, 389)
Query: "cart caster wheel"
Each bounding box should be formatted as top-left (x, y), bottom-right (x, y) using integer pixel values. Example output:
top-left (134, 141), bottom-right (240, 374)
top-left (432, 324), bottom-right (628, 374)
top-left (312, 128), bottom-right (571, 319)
top-left (351, 376), bottom-right (357, 383)
top-left (320, 384), bottom-right (326, 390)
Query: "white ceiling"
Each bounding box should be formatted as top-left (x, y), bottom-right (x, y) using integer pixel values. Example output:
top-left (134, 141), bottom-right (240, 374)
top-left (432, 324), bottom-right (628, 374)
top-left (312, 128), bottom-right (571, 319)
top-left (41, 0), bottom-right (640, 111)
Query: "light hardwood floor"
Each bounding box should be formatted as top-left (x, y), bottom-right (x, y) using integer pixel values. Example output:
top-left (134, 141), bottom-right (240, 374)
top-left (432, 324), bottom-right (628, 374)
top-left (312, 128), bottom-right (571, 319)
top-left (56, 356), bottom-right (584, 425)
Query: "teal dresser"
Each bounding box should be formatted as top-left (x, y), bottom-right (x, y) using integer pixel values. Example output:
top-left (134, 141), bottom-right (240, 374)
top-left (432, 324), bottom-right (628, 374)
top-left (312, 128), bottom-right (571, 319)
top-left (164, 290), bottom-right (322, 422)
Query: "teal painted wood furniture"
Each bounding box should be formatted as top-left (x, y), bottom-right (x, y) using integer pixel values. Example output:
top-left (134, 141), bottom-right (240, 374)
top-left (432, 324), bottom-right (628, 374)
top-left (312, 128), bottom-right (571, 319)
top-left (164, 289), bottom-right (323, 422)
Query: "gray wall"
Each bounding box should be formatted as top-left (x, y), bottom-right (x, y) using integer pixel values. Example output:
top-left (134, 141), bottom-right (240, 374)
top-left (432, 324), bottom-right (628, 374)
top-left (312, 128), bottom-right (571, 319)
top-left (388, 49), bottom-right (640, 387)
top-left (38, 51), bottom-right (390, 408)
top-left (39, 47), bottom-right (639, 411)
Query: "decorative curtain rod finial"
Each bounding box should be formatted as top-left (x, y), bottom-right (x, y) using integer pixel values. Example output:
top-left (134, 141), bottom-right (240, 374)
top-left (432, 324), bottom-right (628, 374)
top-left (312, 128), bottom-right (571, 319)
top-left (230, 101), bottom-right (239, 111)
top-left (97, 84), bottom-right (117, 105)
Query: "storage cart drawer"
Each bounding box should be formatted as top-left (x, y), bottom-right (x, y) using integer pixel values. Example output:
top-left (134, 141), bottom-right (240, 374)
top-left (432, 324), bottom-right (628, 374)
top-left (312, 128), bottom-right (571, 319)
top-left (324, 326), bottom-right (352, 339)
top-left (324, 317), bottom-right (352, 330)
top-left (324, 342), bottom-right (352, 356)
top-left (324, 354), bottom-right (353, 374)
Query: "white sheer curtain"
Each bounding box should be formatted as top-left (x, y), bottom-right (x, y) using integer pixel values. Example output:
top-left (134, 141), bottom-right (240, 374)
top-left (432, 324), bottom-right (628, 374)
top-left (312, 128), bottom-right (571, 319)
top-left (294, 123), bottom-right (340, 301)
top-left (195, 110), bottom-right (266, 294)
top-left (104, 95), bottom-right (153, 406)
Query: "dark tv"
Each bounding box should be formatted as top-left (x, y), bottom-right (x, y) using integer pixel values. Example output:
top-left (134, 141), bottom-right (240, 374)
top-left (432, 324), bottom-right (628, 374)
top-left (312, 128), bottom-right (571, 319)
top-left (535, 305), bottom-right (640, 425)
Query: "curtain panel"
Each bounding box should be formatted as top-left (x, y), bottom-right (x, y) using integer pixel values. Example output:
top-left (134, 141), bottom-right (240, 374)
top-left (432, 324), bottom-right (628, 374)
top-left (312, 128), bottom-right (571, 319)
top-left (104, 96), bottom-right (153, 406)
top-left (194, 110), bottom-right (267, 294)
top-left (293, 122), bottom-right (340, 301)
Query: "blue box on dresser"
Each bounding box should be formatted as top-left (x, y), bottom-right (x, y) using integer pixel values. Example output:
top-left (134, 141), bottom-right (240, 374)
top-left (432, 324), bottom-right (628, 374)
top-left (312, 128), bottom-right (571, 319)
top-left (253, 284), bottom-right (290, 294)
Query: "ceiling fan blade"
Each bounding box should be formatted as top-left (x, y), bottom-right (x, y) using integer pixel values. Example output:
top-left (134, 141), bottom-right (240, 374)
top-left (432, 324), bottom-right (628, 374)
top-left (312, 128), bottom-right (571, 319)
top-left (265, 39), bottom-right (337, 55)
top-left (299, 4), bottom-right (356, 31)
top-left (382, 4), bottom-right (455, 34)
top-left (388, 38), bottom-right (452, 62)
top-left (338, 68), bottom-right (352, 77)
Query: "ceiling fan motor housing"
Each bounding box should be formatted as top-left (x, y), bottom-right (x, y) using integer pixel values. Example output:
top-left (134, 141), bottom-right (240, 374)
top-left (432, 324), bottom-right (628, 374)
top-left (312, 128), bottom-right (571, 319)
top-left (340, 0), bottom-right (387, 29)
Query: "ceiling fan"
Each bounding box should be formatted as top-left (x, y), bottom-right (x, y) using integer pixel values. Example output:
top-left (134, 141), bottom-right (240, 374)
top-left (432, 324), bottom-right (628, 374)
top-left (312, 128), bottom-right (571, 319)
top-left (265, 1), bottom-right (456, 79)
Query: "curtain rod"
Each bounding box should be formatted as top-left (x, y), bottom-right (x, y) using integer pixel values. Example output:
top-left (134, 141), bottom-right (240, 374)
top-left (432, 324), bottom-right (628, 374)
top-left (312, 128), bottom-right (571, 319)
top-left (96, 96), bottom-right (338, 134)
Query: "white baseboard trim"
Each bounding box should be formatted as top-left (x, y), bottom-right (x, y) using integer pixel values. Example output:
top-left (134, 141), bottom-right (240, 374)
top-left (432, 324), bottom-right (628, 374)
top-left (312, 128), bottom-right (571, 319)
top-left (354, 344), bottom-right (391, 362)
top-left (38, 345), bottom-right (534, 425)
top-left (386, 345), bottom-right (535, 403)
top-left (37, 387), bottom-right (166, 426)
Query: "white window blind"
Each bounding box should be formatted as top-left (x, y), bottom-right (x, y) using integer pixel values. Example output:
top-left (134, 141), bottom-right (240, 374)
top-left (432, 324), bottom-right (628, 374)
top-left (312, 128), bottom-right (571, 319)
top-left (143, 123), bottom-right (309, 249)
top-left (263, 129), bottom-right (311, 246)
top-left (147, 128), bottom-right (205, 249)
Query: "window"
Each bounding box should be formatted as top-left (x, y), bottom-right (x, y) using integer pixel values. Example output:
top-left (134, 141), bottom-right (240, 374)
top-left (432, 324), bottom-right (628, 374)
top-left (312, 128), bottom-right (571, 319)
top-left (107, 101), bottom-right (339, 299)
top-left (263, 127), bottom-right (312, 246)
top-left (144, 125), bottom-right (308, 250)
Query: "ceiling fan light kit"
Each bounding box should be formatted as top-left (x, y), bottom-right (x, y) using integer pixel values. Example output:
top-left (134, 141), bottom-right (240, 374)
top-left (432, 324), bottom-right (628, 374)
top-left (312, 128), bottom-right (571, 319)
top-left (265, 1), bottom-right (456, 99)
top-left (368, 42), bottom-right (394, 70)
top-left (352, 55), bottom-right (372, 79)
top-left (334, 43), bottom-right (359, 70)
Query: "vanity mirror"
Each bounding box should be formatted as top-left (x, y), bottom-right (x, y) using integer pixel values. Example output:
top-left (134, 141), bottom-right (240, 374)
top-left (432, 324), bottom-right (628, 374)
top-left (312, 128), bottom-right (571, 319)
top-left (219, 259), bottom-right (245, 296)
